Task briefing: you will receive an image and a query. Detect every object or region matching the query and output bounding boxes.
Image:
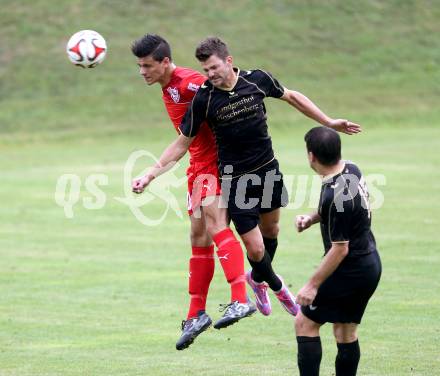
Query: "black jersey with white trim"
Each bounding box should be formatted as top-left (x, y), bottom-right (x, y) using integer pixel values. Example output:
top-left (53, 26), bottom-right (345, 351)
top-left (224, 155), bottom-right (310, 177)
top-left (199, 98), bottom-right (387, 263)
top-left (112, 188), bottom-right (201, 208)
top-left (318, 162), bottom-right (377, 257)
top-left (179, 68), bottom-right (284, 177)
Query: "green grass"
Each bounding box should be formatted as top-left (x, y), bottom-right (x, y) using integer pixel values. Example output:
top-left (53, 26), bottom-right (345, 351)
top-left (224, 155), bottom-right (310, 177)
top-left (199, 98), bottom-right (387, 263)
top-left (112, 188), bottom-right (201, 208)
top-left (1, 1), bottom-right (440, 375)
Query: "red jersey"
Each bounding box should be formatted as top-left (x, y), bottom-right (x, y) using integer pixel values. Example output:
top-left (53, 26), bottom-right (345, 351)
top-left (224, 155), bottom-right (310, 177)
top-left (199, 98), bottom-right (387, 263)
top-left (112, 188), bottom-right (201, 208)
top-left (162, 67), bottom-right (217, 164)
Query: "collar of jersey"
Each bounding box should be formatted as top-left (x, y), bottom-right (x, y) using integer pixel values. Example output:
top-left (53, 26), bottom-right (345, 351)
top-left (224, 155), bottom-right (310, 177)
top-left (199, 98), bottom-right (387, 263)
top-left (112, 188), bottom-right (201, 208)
top-left (321, 161), bottom-right (346, 184)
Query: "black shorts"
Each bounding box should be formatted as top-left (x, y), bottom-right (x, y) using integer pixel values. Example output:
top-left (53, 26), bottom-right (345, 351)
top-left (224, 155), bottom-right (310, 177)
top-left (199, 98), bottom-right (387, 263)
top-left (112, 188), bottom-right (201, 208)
top-left (302, 251), bottom-right (382, 324)
top-left (221, 159), bottom-right (288, 235)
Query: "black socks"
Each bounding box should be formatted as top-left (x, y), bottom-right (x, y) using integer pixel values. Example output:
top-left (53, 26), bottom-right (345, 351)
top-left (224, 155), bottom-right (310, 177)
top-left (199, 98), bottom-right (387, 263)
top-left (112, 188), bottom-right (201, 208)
top-left (247, 249), bottom-right (282, 291)
top-left (297, 336), bottom-right (322, 376)
top-left (297, 337), bottom-right (360, 376)
top-left (335, 340), bottom-right (360, 376)
top-left (251, 237), bottom-right (278, 283)
top-left (263, 236), bottom-right (278, 260)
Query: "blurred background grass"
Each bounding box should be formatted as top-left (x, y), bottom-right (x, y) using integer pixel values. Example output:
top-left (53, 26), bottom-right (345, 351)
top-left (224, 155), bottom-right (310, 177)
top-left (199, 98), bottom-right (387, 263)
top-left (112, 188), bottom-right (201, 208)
top-left (1, 1), bottom-right (440, 375)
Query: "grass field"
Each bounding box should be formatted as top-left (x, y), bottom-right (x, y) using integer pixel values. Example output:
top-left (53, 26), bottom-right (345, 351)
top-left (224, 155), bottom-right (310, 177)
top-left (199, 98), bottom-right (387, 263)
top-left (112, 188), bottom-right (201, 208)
top-left (1, 1), bottom-right (440, 375)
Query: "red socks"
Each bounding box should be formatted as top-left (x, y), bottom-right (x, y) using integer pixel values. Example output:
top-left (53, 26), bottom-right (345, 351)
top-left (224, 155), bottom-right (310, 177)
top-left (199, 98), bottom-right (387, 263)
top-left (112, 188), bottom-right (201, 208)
top-left (186, 229), bottom-right (246, 319)
top-left (187, 245), bottom-right (215, 319)
top-left (213, 228), bottom-right (247, 303)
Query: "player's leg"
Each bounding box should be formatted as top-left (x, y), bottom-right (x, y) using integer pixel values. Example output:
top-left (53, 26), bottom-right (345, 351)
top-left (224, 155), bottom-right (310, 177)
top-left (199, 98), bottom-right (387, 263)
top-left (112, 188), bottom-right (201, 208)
top-left (330, 252), bottom-right (381, 372)
top-left (252, 208), bottom-right (281, 283)
top-left (295, 311), bottom-right (323, 376)
top-left (241, 225), bottom-right (279, 288)
top-left (188, 164), bottom-right (255, 329)
top-left (176, 181), bottom-right (215, 350)
top-left (241, 225), bottom-right (274, 315)
top-left (186, 213), bottom-right (214, 319)
top-left (226, 160), bottom-right (297, 316)
top-left (333, 323), bottom-right (360, 376)
top-left (242, 214), bottom-right (298, 316)
top-left (330, 257), bottom-right (380, 375)
top-left (259, 207), bottom-right (280, 257)
top-left (257, 157), bottom-right (287, 267)
top-left (202, 196), bottom-right (248, 304)
top-left (247, 209), bottom-right (281, 313)
top-left (245, 159), bottom-right (298, 314)
top-left (202, 195), bottom-right (256, 329)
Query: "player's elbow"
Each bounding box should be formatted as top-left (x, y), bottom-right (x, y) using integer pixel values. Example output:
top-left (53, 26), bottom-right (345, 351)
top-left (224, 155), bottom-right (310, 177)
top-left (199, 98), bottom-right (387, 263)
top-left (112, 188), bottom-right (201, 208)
top-left (284, 90), bottom-right (303, 109)
top-left (176, 144), bottom-right (187, 160)
top-left (283, 89), bottom-right (296, 102)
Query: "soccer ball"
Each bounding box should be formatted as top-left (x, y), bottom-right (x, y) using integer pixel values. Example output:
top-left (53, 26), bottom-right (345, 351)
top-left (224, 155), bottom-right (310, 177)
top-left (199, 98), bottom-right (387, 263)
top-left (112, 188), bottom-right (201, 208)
top-left (66, 30), bottom-right (107, 68)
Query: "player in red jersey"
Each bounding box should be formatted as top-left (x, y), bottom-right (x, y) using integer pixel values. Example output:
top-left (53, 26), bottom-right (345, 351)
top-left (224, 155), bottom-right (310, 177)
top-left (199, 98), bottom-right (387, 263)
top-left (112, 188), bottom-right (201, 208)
top-left (130, 34), bottom-right (256, 350)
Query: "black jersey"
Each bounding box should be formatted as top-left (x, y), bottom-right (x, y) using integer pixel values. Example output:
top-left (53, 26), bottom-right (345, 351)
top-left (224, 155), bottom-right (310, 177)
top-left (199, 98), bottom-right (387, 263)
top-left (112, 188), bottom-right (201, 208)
top-left (179, 68), bottom-right (285, 177)
top-left (318, 162), bottom-right (377, 258)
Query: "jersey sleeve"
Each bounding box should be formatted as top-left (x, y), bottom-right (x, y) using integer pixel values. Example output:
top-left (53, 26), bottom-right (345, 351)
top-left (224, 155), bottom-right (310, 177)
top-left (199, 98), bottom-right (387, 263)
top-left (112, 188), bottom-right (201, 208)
top-left (179, 90), bottom-right (208, 137)
top-left (255, 70), bottom-right (285, 98)
top-left (190, 73), bottom-right (207, 86)
top-left (328, 199), bottom-right (351, 243)
top-left (181, 72), bottom-right (206, 97)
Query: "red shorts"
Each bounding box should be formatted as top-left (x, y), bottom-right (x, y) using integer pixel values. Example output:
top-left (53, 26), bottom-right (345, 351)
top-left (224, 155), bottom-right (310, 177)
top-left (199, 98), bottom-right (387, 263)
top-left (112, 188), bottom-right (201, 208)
top-left (186, 160), bottom-right (221, 216)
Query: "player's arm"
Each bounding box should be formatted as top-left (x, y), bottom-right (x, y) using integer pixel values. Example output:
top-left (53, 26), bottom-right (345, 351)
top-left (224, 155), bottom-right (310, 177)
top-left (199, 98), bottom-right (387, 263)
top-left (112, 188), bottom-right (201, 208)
top-left (132, 88), bottom-right (207, 194)
top-left (132, 133), bottom-right (193, 194)
top-left (296, 196), bottom-right (352, 305)
top-left (296, 241), bottom-right (349, 306)
top-left (295, 211), bottom-right (321, 232)
top-left (280, 88), bottom-right (361, 135)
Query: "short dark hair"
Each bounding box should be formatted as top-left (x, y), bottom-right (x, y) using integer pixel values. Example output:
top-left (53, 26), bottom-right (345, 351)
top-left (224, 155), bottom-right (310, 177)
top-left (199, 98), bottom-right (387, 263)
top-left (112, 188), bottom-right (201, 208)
top-left (195, 37), bottom-right (229, 62)
top-left (131, 34), bottom-right (172, 61)
top-left (304, 127), bottom-right (341, 166)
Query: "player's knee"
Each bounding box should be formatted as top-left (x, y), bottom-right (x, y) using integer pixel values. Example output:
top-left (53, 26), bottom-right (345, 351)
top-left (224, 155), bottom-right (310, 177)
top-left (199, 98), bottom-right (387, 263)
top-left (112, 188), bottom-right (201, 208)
top-left (295, 313), bottom-right (315, 336)
top-left (243, 238), bottom-right (265, 261)
top-left (333, 324), bottom-right (358, 343)
top-left (190, 228), bottom-right (211, 247)
top-left (203, 208), bottom-right (228, 237)
top-left (296, 313), bottom-right (321, 337)
top-left (260, 222), bottom-right (279, 238)
top-left (294, 313), bottom-right (304, 334)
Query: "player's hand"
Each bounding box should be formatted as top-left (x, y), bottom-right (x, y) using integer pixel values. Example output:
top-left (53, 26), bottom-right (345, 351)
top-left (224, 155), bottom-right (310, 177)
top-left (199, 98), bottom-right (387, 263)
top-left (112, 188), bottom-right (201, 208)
top-left (327, 119), bottom-right (362, 135)
top-left (132, 175), bottom-right (153, 194)
top-left (296, 283), bottom-right (318, 306)
top-left (296, 214), bottom-right (313, 232)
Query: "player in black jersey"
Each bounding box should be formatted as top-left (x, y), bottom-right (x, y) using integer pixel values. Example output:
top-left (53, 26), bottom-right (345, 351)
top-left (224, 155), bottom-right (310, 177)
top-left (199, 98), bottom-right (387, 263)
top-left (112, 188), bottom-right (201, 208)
top-left (294, 127), bottom-right (381, 376)
top-left (133, 36), bottom-right (361, 317)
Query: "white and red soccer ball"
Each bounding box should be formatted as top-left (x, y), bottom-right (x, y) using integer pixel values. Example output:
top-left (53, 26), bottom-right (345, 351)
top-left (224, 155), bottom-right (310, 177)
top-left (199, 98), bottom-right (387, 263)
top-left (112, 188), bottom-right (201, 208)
top-left (66, 30), bottom-right (107, 68)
